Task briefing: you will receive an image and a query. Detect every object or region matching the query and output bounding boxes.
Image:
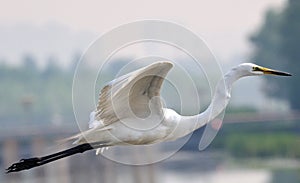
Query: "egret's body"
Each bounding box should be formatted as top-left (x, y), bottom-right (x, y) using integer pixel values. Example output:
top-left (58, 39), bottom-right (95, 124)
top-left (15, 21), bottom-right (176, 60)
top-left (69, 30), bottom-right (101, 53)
top-left (82, 108), bottom-right (180, 146)
top-left (6, 61), bottom-right (291, 173)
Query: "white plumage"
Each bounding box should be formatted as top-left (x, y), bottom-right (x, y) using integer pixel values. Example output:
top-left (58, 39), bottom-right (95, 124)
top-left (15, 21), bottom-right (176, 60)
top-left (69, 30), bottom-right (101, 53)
top-left (6, 61), bottom-right (291, 173)
top-left (68, 61), bottom-right (291, 149)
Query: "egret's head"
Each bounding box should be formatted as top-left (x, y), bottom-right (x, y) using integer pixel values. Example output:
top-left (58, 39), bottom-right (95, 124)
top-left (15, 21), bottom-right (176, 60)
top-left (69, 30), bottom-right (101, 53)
top-left (237, 63), bottom-right (291, 77)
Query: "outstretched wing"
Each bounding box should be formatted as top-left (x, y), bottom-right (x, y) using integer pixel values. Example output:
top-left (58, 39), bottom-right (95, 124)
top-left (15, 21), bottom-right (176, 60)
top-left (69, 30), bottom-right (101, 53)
top-left (95, 61), bottom-right (173, 126)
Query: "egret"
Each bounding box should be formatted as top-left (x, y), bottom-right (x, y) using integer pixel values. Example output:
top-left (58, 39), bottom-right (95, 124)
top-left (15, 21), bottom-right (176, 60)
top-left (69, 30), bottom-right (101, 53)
top-left (6, 61), bottom-right (291, 173)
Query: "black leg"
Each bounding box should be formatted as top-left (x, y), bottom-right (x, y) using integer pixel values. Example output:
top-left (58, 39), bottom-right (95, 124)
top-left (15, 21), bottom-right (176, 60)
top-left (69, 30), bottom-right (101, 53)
top-left (6, 143), bottom-right (106, 173)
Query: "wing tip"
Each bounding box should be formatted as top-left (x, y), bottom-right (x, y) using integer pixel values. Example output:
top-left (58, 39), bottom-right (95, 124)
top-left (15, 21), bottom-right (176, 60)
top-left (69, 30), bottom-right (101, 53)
top-left (148, 61), bottom-right (173, 71)
top-left (155, 61), bottom-right (174, 67)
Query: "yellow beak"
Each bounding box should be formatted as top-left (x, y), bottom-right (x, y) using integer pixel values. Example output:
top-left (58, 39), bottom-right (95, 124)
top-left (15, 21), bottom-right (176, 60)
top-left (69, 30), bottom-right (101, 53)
top-left (255, 67), bottom-right (292, 76)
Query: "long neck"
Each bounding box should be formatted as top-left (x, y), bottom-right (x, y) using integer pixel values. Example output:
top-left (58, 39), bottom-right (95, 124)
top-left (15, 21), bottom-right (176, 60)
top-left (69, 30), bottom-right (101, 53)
top-left (177, 68), bottom-right (243, 136)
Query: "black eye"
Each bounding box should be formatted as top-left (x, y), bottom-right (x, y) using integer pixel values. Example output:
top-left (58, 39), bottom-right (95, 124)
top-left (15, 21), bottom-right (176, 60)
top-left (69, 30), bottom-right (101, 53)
top-left (252, 67), bottom-right (260, 71)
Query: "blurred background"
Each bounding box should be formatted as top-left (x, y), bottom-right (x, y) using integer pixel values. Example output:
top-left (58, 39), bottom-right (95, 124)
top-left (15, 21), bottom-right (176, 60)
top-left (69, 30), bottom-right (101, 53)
top-left (0, 0), bottom-right (300, 182)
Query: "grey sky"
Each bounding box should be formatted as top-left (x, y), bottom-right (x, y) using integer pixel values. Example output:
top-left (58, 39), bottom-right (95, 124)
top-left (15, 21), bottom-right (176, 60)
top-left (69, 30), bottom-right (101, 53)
top-left (0, 0), bottom-right (285, 63)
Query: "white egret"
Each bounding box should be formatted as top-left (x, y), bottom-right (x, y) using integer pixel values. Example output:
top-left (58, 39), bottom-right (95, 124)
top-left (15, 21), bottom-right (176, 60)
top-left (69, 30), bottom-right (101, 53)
top-left (6, 61), bottom-right (291, 173)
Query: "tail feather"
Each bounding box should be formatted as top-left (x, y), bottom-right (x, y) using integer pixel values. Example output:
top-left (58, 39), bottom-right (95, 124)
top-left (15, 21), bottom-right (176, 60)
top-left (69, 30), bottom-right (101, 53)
top-left (57, 126), bottom-right (113, 145)
top-left (56, 132), bottom-right (83, 145)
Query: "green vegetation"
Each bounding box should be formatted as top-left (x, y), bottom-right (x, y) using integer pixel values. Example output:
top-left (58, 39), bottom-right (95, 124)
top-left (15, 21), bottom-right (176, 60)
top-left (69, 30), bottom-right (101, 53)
top-left (251, 0), bottom-right (300, 109)
top-left (225, 133), bottom-right (300, 158)
top-left (211, 119), bottom-right (300, 158)
top-left (0, 55), bottom-right (74, 126)
top-left (232, 0), bottom-right (300, 158)
top-left (223, 0), bottom-right (300, 159)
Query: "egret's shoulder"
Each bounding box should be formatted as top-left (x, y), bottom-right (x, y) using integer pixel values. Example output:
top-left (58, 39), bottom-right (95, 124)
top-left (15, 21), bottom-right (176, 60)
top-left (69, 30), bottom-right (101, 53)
top-left (163, 108), bottom-right (181, 123)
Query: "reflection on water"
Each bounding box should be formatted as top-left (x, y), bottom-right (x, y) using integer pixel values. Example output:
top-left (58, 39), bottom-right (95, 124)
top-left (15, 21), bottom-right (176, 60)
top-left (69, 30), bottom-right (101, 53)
top-left (163, 151), bottom-right (300, 183)
top-left (162, 168), bottom-right (271, 183)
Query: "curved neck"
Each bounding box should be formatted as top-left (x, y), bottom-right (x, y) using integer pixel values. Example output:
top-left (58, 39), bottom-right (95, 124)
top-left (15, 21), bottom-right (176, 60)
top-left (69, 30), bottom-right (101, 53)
top-left (177, 68), bottom-right (243, 137)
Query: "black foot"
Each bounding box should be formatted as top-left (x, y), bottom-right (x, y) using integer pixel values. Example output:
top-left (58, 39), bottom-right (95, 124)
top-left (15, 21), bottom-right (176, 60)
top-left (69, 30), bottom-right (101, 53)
top-left (6, 157), bottom-right (40, 173)
top-left (5, 143), bottom-right (103, 173)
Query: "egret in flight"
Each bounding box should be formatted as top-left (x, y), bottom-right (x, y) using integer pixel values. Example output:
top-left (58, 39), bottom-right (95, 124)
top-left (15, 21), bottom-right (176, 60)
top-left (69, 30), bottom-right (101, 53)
top-left (6, 61), bottom-right (291, 173)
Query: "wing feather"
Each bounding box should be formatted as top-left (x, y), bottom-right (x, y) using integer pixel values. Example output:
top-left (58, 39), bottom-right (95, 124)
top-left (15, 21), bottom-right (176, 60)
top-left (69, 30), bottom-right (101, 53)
top-left (95, 61), bottom-right (173, 125)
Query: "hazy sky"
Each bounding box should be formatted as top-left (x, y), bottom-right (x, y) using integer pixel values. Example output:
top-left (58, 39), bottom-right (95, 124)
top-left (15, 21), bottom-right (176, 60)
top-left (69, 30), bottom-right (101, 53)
top-left (0, 0), bottom-right (288, 109)
top-left (0, 0), bottom-right (285, 65)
